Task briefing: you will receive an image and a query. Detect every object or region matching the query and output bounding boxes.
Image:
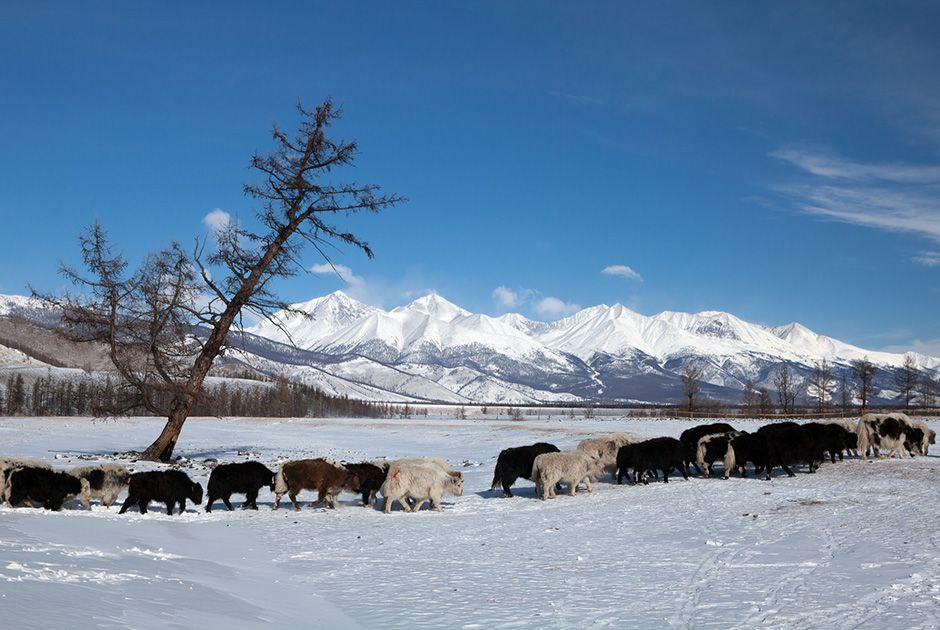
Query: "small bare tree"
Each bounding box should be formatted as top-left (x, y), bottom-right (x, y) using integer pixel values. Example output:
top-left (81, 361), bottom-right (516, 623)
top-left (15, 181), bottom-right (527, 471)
top-left (681, 363), bottom-right (704, 414)
top-left (773, 363), bottom-right (798, 414)
top-left (893, 353), bottom-right (918, 409)
top-left (838, 372), bottom-right (852, 413)
top-left (917, 374), bottom-right (936, 409)
top-left (809, 359), bottom-right (833, 412)
top-left (851, 357), bottom-right (878, 411)
top-left (757, 387), bottom-right (773, 415)
top-left (37, 100), bottom-right (402, 461)
top-left (741, 376), bottom-right (757, 412)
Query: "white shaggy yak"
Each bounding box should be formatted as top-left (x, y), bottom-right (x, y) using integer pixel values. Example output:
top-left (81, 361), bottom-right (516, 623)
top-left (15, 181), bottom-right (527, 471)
top-left (391, 457), bottom-right (457, 475)
top-left (531, 450), bottom-right (604, 500)
top-left (0, 457), bottom-right (52, 504)
top-left (577, 433), bottom-right (636, 480)
top-left (695, 433), bottom-right (737, 480)
top-left (380, 460), bottom-right (464, 513)
top-left (71, 464), bottom-right (131, 509)
top-left (857, 413), bottom-right (915, 459)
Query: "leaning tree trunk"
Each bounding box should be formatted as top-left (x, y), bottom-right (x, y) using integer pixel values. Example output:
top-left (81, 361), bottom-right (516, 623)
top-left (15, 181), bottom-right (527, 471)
top-left (140, 322), bottom-right (234, 461)
top-left (141, 225), bottom-right (298, 462)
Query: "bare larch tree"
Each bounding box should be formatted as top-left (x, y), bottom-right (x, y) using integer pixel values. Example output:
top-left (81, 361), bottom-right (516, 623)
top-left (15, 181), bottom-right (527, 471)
top-left (917, 373), bottom-right (936, 409)
top-left (893, 353), bottom-right (918, 409)
top-left (773, 363), bottom-right (798, 414)
top-left (741, 376), bottom-right (757, 412)
top-left (681, 363), bottom-right (704, 414)
top-left (851, 357), bottom-right (878, 411)
top-left (838, 372), bottom-right (852, 413)
top-left (36, 100), bottom-right (403, 461)
top-left (809, 359), bottom-right (833, 412)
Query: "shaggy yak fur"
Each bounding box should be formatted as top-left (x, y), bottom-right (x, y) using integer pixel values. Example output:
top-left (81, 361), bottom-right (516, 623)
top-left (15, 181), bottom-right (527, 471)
top-left (857, 414), bottom-right (924, 459)
top-left (6, 466), bottom-right (86, 511)
top-left (756, 423), bottom-right (825, 477)
top-left (695, 433), bottom-right (738, 479)
top-left (679, 423), bottom-right (736, 474)
top-left (71, 464), bottom-right (131, 509)
top-left (206, 461), bottom-right (276, 512)
top-left (273, 458), bottom-right (361, 511)
top-left (119, 470), bottom-right (203, 515)
top-left (491, 442), bottom-right (560, 497)
top-left (576, 433), bottom-right (635, 480)
top-left (530, 450), bottom-right (604, 499)
top-left (0, 457), bottom-right (52, 504)
top-left (803, 423), bottom-right (855, 463)
top-left (380, 459), bottom-right (464, 513)
top-left (618, 437), bottom-right (688, 484)
top-left (342, 461), bottom-right (390, 506)
top-left (729, 431), bottom-right (772, 477)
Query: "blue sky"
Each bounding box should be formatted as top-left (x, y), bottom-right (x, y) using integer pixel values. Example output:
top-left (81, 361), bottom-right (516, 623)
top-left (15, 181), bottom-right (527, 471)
top-left (1, 2), bottom-right (938, 354)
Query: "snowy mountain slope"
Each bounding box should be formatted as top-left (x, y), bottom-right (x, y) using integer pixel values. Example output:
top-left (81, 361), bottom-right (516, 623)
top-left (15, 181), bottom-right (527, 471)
top-left (245, 291), bottom-right (380, 349)
top-left (3, 291), bottom-right (937, 404)
top-left (241, 291), bottom-right (938, 403)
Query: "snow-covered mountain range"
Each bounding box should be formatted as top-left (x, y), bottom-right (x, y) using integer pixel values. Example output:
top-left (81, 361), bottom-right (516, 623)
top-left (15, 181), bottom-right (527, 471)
top-left (239, 291), bottom-right (939, 404)
top-left (2, 291), bottom-right (937, 405)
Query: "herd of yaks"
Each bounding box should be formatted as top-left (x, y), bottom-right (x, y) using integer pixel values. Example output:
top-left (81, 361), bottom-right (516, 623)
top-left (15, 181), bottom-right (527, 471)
top-left (0, 412), bottom-right (934, 516)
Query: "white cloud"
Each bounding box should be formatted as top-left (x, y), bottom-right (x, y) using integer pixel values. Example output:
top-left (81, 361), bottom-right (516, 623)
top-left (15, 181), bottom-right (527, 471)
top-left (310, 262), bottom-right (365, 290)
top-left (602, 264), bottom-right (643, 281)
top-left (492, 286), bottom-right (521, 309)
top-left (912, 251), bottom-right (940, 267)
top-left (533, 296), bottom-right (581, 318)
top-left (202, 208), bottom-right (232, 234)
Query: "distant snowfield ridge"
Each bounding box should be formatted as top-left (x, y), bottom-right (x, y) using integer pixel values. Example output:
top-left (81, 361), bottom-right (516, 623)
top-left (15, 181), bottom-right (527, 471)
top-left (241, 291), bottom-right (940, 404)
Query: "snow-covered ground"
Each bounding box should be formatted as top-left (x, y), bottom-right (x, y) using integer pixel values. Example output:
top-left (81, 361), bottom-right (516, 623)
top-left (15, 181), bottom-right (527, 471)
top-left (1, 415), bottom-right (938, 629)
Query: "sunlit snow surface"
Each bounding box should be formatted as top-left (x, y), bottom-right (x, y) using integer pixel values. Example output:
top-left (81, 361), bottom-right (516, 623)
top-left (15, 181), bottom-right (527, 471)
top-left (1, 415), bottom-right (938, 629)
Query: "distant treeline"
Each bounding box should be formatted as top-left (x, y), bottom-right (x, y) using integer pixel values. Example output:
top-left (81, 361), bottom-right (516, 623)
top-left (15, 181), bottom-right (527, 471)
top-left (0, 372), bottom-right (401, 419)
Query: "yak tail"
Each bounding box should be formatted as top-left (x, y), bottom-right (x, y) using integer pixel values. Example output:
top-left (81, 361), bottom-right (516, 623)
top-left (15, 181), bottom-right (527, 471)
top-left (695, 439), bottom-right (709, 476)
top-left (490, 458), bottom-right (503, 490)
top-left (855, 419), bottom-right (871, 458)
top-left (274, 464), bottom-right (289, 495)
top-left (724, 444), bottom-right (736, 479)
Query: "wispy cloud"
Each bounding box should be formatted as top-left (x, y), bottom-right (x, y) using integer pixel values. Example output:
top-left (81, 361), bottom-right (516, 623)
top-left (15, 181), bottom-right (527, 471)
top-left (772, 148), bottom-right (940, 244)
top-left (601, 264), bottom-right (643, 281)
top-left (912, 251), bottom-right (940, 267)
top-left (548, 90), bottom-right (603, 107)
top-left (772, 148), bottom-right (940, 184)
top-left (880, 337), bottom-right (940, 359)
top-left (533, 296), bottom-right (582, 318)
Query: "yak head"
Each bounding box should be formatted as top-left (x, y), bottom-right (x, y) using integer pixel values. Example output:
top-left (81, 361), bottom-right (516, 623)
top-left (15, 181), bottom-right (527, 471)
top-left (448, 471), bottom-right (464, 496)
top-left (189, 481), bottom-right (204, 505)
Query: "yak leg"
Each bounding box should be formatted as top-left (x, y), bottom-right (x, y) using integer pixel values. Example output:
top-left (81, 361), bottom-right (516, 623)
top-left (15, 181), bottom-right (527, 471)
top-left (119, 495), bottom-right (136, 514)
top-left (501, 477), bottom-right (514, 498)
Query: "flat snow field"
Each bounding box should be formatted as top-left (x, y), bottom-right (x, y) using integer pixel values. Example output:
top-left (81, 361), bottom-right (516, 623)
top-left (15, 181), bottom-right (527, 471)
top-left (1, 415), bottom-right (938, 629)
